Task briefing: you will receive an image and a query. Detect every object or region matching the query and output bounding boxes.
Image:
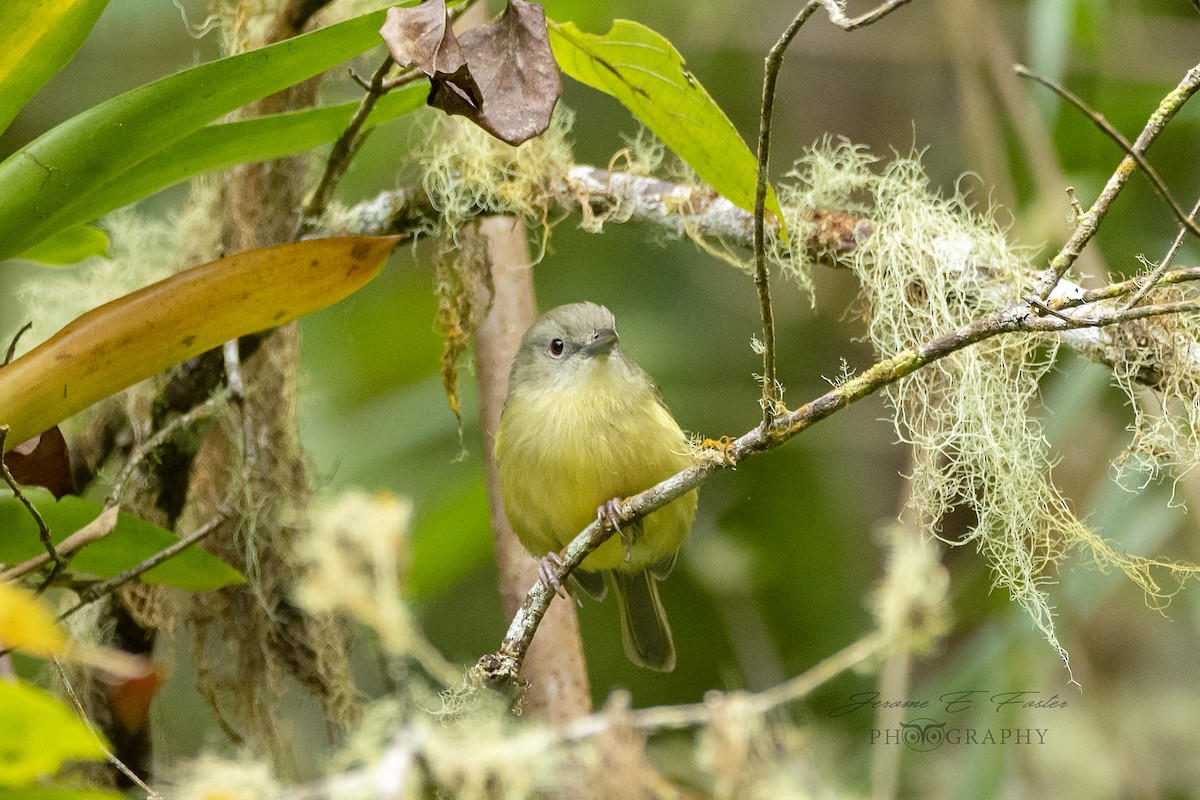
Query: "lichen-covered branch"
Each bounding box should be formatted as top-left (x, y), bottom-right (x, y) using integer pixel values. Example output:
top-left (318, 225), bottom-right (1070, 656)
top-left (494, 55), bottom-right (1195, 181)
top-left (319, 165), bottom-right (868, 258)
top-left (474, 285), bottom-right (1200, 696)
top-left (316, 165), bottom-right (1200, 383)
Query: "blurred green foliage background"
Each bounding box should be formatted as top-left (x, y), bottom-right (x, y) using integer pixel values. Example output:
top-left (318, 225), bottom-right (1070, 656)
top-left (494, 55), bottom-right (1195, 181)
top-left (3, 0), bottom-right (1199, 796)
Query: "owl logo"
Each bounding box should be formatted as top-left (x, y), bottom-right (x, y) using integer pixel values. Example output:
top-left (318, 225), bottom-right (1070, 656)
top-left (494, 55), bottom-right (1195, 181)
top-left (899, 718), bottom-right (947, 752)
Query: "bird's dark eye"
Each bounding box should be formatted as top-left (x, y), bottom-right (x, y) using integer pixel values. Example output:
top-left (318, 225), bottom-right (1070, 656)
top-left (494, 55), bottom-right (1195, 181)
top-left (549, 338), bottom-right (565, 357)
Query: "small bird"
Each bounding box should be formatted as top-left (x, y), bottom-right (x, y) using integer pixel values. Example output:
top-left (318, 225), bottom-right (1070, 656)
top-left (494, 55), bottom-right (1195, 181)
top-left (494, 302), bottom-right (697, 671)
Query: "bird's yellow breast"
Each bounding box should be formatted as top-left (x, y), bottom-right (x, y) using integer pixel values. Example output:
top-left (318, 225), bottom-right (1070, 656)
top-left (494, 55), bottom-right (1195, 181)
top-left (495, 359), bottom-right (696, 572)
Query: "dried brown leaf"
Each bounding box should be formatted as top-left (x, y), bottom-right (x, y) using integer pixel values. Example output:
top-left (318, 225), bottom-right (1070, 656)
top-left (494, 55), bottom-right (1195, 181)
top-left (453, 0), bottom-right (560, 145)
top-left (380, 0), bottom-right (561, 145)
top-left (381, 0), bottom-right (481, 111)
top-left (6, 426), bottom-right (74, 499)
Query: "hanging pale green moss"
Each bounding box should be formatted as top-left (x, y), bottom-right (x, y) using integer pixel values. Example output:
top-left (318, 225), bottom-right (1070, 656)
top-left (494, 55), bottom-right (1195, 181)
top-left (777, 140), bottom-right (1200, 673)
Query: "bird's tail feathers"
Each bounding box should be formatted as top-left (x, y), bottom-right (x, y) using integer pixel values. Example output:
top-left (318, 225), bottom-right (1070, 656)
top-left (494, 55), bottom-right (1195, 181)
top-left (611, 568), bottom-right (676, 672)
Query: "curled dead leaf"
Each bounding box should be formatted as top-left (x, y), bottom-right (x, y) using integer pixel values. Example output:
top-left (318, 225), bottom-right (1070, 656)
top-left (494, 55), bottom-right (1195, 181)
top-left (380, 0), bottom-right (560, 145)
top-left (380, 1), bottom-right (480, 109)
top-left (5, 426), bottom-right (74, 499)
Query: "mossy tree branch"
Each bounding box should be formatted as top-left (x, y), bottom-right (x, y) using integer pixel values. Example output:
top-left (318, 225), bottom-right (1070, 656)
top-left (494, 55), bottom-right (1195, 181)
top-left (316, 164), bottom-right (1200, 384)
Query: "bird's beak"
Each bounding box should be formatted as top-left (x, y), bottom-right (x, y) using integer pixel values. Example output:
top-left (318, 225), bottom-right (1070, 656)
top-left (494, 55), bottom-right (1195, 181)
top-left (581, 328), bottom-right (619, 357)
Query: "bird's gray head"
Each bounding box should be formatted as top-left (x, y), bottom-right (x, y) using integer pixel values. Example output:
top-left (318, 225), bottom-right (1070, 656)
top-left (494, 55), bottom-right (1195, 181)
top-left (509, 302), bottom-right (630, 393)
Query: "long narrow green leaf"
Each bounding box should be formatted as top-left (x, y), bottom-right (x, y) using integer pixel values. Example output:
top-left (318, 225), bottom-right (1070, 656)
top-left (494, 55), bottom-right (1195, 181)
top-left (0, 8), bottom-right (390, 261)
top-left (52, 83), bottom-right (428, 238)
top-left (548, 19), bottom-right (786, 234)
top-left (0, 0), bottom-right (112, 135)
top-left (13, 224), bottom-right (109, 266)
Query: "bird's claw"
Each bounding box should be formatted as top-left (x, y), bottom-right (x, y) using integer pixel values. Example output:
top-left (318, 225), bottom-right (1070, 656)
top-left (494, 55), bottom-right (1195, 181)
top-left (597, 497), bottom-right (634, 563)
top-left (539, 552), bottom-right (570, 599)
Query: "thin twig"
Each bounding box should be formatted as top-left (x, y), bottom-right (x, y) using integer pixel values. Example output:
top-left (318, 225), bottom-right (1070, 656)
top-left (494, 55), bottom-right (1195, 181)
top-left (1015, 65), bottom-right (1200, 243)
top-left (1124, 195), bottom-right (1200, 310)
top-left (222, 340), bottom-right (257, 471)
top-left (821, 0), bottom-right (915, 30)
top-left (749, 631), bottom-right (889, 713)
top-left (752, 2), bottom-right (821, 422)
top-left (1053, 265), bottom-right (1200, 307)
top-left (560, 631), bottom-right (887, 739)
top-left (299, 55), bottom-right (398, 235)
top-left (1027, 296), bottom-right (1200, 330)
top-left (751, 0), bottom-right (914, 424)
top-left (0, 505), bottom-right (119, 582)
top-left (0, 425), bottom-right (60, 580)
top-left (346, 54), bottom-right (435, 93)
top-left (59, 510), bottom-right (229, 622)
top-left (298, 0), bottom-right (482, 236)
top-left (4, 321), bottom-right (32, 366)
top-left (1026, 294), bottom-right (1101, 327)
top-left (55, 660), bottom-right (164, 799)
top-left (377, 68), bottom-right (429, 94)
top-left (1027, 63), bottom-right (1200, 300)
top-left (107, 390), bottom-right (227, 505)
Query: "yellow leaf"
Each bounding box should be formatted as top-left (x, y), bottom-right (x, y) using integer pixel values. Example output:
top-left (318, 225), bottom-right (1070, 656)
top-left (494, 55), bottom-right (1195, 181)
top-left (0, 236), bottom-right (401, 449)
top-left (0, 680), bottom-right (106, 785)
top-left (0, 0), bottom-right (111, 135)
top-left (0, 578), bottom-right (153, 679)
top-left (0, 581), bottom-right (66, 657)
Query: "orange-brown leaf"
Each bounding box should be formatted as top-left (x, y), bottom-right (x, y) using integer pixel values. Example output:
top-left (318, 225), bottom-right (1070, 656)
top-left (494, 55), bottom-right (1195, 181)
top-left (0, 236), bottom-right (400, 450)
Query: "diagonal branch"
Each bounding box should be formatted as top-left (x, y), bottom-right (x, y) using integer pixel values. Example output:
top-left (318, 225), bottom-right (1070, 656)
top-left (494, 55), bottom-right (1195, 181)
top-left (1124, 195), bottom-right (1200, 311)
top-left (298, 55), bottom-right (399, 236)
top-left (474, 286), bottom-right (1199, 697)
top-left (0, 506), bottom-right (118, 583)
top-left (106, 390), bottom-right (228, 506)
top-left (1014, 65), bottom-right (1200, 244)
top-left (1028, 63), bottom-right (1200, 300)
top-left (58, 509), bottom-right (229, 623)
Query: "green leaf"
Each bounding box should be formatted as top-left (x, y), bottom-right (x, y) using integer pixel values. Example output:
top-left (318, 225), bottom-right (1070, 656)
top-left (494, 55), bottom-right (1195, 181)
top-left (548, 18), bottom-right (785, 233)
top-left (0, 8), bottom-right (390, 262)
top-left (0, 681), bottom-right (105, 786)
top-left (0, 789), bottom-right (125, 800)
top-left (13, 225), bottom-right (109, 266)
top-left (0, 489), bottom-right (243, 591)
top-left (52, 83), bottom-right (430, 240)
top-left (0, 0), bottom-right (112, 136)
